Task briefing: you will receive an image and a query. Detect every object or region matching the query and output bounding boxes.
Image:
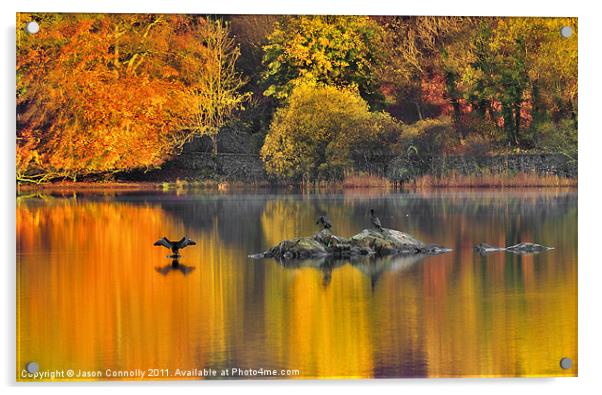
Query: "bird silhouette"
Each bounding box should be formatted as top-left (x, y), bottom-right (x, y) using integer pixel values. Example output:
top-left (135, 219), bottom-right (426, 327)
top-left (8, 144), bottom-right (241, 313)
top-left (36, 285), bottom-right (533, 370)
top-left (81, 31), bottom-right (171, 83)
top-left (316, 215), bottom-right (332, 230)
top-left (154, 236), bottom-right (196, 257)
top-left (370, 209), bottom-right (383, 231)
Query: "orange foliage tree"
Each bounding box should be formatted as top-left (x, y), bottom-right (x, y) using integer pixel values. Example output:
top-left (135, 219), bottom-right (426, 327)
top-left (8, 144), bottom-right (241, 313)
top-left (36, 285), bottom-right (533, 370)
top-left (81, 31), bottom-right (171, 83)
top-left (16, 14), bottom-right (246, 182)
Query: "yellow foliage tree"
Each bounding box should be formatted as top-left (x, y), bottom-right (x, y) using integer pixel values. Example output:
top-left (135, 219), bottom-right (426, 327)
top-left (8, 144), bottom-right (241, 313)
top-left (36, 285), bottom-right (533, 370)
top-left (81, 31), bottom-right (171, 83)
top-left (260, 84), bottom-right (402, 182)
top-left (182, 19), bottom-right (250, 155)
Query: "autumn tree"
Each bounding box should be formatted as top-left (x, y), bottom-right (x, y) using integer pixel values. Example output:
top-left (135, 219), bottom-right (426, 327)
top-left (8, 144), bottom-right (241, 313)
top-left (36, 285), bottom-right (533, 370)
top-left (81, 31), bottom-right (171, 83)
top-left (377, 16), bottom-right (475, 122)
top-left (228, 15), bottom-right (281, 136)
top-left (460, 17), bottom-right (578, 146)
top-left (182, 18), bottom-right (249, 155)
top-left (260, 84), bottom-right (402, 181)
top-left (261, 16), bottom-right (385, 107)
top-left (17, 14), bottom-right (181, 181)
top-left (16, 14), bottom-right (247, 182)
top-left (378, 16), bottom-right (577, 148)
top-left (523, 18), bottom-right (578, 126)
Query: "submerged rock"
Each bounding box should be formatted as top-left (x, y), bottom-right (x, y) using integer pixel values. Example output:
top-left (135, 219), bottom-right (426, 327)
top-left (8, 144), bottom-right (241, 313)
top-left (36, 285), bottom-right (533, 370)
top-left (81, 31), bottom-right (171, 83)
top-left (251, 227), bottom-right (450, 260)
top-left (505, 242), bottom-right (554, 254)
top-left (474, 242), bottom-right (553, 255)
top-left (474, 243), bottom-right (506, 254)
top-left (421, 244), bottom-right (453, 255)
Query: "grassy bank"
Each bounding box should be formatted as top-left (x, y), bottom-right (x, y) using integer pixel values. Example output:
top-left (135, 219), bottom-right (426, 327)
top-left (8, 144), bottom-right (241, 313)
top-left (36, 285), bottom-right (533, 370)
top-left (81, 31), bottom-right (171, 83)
top-left (15, 179), bottom-right (271, 194)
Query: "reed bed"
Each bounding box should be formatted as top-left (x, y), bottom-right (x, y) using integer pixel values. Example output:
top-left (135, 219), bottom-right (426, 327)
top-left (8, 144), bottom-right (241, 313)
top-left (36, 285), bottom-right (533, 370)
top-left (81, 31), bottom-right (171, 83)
top-left (413, 171), bottom-right (577, 188)
top-left (341, 173), bottom-right (392, 188)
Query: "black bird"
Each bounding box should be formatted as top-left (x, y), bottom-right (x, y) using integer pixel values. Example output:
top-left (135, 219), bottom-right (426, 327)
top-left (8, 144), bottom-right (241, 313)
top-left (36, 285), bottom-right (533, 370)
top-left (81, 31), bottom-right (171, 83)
top-left (154, 236), bottom-right (196, 257)
top-left (316, 215), bottom-right (332, 230)
top-left (370, 209), bottom-right (383, 231)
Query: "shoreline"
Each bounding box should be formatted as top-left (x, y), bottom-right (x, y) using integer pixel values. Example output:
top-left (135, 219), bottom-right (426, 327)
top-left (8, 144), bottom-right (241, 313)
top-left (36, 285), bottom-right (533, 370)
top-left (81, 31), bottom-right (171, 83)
top-left (16, 152), bottom-right (578, 192)
top-left (16, 176), bottom-right (578, 194)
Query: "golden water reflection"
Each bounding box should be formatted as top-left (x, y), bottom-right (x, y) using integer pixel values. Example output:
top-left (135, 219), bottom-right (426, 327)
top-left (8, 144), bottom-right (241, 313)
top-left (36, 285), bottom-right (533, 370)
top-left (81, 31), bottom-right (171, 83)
top-left (17, 190), bottom-right (577, 380)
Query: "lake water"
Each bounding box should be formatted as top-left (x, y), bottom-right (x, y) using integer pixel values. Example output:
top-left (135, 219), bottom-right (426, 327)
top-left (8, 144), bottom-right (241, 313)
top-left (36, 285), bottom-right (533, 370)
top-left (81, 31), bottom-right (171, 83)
top-left (16, 188), bottom-right (577, 380)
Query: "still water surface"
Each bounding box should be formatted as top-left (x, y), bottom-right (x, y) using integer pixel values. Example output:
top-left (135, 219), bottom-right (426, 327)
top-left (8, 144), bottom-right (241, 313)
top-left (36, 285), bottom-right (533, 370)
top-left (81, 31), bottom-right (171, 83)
top-left (17, 189), bottom-right (577, 379)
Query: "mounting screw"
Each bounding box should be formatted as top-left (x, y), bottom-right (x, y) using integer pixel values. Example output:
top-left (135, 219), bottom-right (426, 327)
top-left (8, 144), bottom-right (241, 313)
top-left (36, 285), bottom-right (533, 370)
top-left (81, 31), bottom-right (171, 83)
top-left (560, 26), bottom-right (573, 38)
top-left (25, 361), bottom-right (39, 373)
top-left (25, 21), bottom-right (40, 35)
top-left (559, 357), bottom-right (573, 369)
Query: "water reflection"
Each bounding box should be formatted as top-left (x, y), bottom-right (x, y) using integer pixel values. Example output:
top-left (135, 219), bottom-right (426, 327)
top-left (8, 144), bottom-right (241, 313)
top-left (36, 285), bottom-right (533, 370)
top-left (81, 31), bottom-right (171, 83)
top-left (16, 189), bottom-right (577, 379)
top-left (268, 253), bottom-right (427, 290)
top-left (155, 258), bottom-right (196, 276)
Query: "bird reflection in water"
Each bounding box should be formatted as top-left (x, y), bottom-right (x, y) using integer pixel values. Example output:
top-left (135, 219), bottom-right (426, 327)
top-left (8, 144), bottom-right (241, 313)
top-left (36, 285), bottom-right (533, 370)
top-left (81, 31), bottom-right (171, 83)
top-left (155, 258), bottom-right (195, 276)
top-left (321, 265), bottom-right (333, 288)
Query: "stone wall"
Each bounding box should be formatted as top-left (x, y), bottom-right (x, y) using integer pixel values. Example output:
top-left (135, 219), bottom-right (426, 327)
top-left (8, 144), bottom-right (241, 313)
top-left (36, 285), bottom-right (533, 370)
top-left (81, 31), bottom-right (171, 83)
top-left (163, 152), bottom-right (266, 182)
top-left (140, 130), bottom-right (266, 182)
top-left (163, 152), bottom-right (576, 183)
top-left (387, 153), bottom-right (577, 182)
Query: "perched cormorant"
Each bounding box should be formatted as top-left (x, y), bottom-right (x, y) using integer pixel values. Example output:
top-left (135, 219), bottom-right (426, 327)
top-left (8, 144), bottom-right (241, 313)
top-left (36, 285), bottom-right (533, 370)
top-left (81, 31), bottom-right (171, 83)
top-left (316, 215), bottom-right (332, 229)
top-left (154, 236), bottom-right (196, 256)
top-left (370, 209), bottom-right (383, 231)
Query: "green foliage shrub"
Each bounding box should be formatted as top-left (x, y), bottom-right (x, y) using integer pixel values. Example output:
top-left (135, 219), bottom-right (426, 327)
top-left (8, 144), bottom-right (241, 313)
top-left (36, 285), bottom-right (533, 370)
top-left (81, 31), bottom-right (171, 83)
top-left (400, 118), bottom-right (456, 160)
top-left (526, 119), bottom-right (578, 160)
top-left (384, 118), bottom-right (457, 182)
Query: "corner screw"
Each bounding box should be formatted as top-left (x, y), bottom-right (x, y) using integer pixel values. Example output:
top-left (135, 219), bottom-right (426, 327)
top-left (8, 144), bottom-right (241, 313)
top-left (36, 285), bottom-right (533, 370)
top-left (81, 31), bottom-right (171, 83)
top-left (25, 361), bottom-right (39, 373)
top-left (560, 26), bottom-right (573, 38)
top-left (559, 357), bottom-right (573, 370)
top-left (25, 21), bottom-right (40, 35)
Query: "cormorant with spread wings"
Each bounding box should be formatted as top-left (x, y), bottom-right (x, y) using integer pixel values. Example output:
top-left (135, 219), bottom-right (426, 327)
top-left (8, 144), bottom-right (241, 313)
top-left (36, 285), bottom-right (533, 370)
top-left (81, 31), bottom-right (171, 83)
top-left (154, 236), bottom-right (196, 256)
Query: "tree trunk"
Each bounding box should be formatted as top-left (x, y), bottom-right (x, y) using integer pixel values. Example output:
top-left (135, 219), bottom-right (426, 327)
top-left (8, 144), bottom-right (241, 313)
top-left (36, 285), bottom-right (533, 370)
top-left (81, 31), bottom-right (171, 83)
top-left (211, 134), bottom-right (218, 156)
top-left (415, 101), bottom-right (423, 120)
top-left (513, 102), bottom-right (521, 146)
top-left (445, 71), bottom-right (463, 137)
top-left (530, 82), bottom-right (544, 126)
top-left (451, 98), bottom-right (463, 138)
top-left (568, 97), bottom-right (578, 128)
top-left (502, 103), bottom-right (514, 146)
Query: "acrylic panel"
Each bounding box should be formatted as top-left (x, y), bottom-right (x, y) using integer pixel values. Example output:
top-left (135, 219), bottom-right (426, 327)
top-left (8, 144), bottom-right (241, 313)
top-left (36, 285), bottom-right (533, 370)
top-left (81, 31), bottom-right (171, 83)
top-left (16, 13), bottom-right (578, 381)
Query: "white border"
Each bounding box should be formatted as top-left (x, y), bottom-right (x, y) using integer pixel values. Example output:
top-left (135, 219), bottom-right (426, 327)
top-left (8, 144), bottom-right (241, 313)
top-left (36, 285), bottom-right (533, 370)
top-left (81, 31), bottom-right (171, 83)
top-left (7, 0), bottom-right (583, 16)
top-left (3, 1), bottom-right (600, 394)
